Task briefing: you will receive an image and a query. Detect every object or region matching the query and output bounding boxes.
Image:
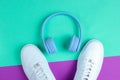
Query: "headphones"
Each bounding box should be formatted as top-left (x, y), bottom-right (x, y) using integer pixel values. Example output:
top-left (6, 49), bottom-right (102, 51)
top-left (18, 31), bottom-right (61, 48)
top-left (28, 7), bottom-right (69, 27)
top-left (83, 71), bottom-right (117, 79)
top-left (42, 12), bottom-right (82, 53)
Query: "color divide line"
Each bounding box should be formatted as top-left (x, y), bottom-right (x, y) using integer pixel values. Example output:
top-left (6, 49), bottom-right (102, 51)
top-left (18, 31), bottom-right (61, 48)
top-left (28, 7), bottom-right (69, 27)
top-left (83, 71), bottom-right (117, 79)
top-left (0, 56), bottom-right (120, 80)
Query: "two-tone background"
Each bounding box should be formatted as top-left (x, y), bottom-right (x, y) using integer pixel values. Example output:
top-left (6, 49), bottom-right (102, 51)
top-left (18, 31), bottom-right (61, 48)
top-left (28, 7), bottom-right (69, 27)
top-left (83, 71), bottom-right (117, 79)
top-left (0, 0), bottom-right (120, 80)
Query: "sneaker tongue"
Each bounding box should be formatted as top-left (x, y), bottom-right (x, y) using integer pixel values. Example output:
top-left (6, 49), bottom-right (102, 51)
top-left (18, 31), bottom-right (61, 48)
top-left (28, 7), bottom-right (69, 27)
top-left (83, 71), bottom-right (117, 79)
top-left (81, 58), bottom-right (95, 79)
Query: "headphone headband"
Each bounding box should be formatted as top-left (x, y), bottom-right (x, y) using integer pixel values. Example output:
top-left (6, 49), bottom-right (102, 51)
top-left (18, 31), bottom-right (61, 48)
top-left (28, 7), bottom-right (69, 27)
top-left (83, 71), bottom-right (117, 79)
top-left (41, 12), bottom-right (82, 52)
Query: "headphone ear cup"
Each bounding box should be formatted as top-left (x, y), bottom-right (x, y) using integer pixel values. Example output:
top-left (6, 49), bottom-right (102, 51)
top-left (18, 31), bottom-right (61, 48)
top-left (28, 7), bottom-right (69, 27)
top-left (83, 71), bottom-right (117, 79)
top-left (69, 35), bottom-right (80, 52)
top-left (45, 38), bottom-right (57, 53)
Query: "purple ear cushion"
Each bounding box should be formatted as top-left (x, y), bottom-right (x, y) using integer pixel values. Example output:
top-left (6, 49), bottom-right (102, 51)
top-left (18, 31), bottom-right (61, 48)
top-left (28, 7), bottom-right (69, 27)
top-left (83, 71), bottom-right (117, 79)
top-left (69, 35), bottom-right (79, 52)
top-left (45, 38), bottom-right (57, 53)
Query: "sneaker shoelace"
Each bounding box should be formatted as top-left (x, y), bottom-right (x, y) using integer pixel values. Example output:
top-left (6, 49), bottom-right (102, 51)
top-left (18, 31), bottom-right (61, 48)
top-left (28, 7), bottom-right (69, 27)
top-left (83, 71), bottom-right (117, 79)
top-left (33, 62), bottom-right (48, 80)
top-left (81, 58), bottom-right (95, 80)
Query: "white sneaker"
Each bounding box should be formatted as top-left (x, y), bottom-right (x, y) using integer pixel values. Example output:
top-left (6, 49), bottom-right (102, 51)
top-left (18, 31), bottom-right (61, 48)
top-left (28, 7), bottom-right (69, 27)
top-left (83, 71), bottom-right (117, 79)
top-left (74, 40), bottom-right (104, 80)
top-left (21, 44), bottom-right (56, 80)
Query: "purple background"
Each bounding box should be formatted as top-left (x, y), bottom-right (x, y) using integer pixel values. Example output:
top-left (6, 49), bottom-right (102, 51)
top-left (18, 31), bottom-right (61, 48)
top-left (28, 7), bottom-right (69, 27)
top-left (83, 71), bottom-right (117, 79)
top-left (0, 56), bottom-right (120, 80)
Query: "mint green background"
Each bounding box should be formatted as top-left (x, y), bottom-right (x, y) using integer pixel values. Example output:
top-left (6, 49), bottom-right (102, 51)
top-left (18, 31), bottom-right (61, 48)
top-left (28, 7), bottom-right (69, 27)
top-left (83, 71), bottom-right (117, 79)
top-left (0, 0), bottom-right (120, 66)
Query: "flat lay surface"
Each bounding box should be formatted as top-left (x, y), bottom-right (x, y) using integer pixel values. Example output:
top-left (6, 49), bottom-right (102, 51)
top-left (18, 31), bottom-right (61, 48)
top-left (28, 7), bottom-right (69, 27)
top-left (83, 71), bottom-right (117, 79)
top-left (0, 0), bottom-right (120, 79)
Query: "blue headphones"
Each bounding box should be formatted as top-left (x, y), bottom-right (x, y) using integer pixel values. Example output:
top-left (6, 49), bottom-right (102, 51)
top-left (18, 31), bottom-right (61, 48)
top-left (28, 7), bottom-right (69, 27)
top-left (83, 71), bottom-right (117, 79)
top-left (42, 12), bottom-right (82, 53)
